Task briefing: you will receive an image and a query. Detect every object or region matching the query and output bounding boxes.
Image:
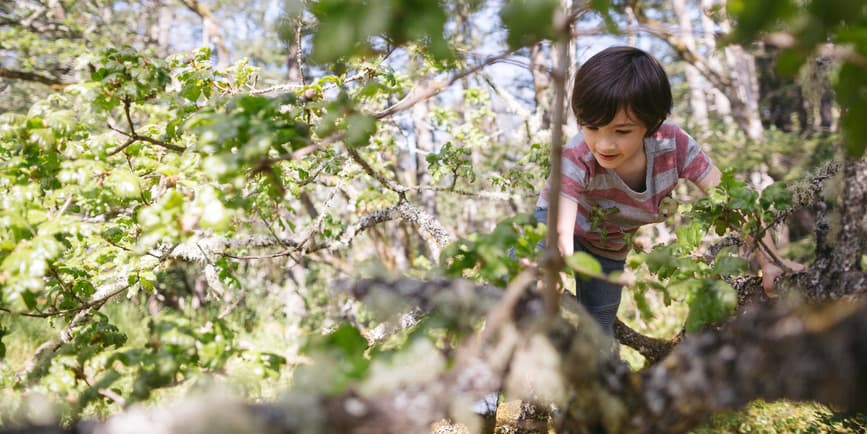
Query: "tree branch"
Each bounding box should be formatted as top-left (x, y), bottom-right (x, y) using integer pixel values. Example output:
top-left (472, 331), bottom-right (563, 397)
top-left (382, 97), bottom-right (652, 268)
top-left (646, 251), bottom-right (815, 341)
top-left (107, 98), bottom-right (186, 155)
top-left (614, 319), bottom-right (679, 365)
top-left (541, 11), bottom-right (571, 317)
top-left (373, 51), bottom-right (514, 120)
top-left (0, 66), bottom-right (70, 88)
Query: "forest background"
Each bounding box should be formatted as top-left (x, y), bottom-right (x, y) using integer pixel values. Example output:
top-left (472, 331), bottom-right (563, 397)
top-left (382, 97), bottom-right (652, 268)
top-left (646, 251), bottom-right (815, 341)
top-left (0, 0), bottom-right (866, 433)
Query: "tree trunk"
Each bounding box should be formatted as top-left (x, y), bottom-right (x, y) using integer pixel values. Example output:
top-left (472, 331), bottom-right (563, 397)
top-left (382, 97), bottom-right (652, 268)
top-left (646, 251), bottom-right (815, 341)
top-left (181, 0), bottom-right (230, 69)
top-left (530, 42), bottom-right (552, 130)
top-left (412, 100), bottom-right (436, 219)
top-left (286, 16), bottom-right (304, 84)
top-left (672, 0), bottom-right (709, 130)
top-left (716, 0), bottom-right (764, 141)
top-left (157, 2), bottom-right (174, 57)
top-left (700, 0), bottom-right (734, 126)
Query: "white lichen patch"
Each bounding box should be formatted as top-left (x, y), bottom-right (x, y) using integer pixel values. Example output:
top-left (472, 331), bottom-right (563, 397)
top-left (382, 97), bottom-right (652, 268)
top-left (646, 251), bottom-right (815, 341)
top-left (359, 338), bottom-right (446, 397)
top-left (505, 333), bottom-right (567, 405)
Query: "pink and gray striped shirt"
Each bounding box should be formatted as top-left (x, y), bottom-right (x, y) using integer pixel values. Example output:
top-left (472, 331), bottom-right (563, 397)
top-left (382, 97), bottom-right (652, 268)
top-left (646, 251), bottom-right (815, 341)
top-left (537, 122), bottom-right (714, 260)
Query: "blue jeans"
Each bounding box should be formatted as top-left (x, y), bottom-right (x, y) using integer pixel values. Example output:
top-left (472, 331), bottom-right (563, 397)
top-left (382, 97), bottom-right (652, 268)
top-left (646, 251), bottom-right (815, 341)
top-left (533, 208), bottom-right (625, 335)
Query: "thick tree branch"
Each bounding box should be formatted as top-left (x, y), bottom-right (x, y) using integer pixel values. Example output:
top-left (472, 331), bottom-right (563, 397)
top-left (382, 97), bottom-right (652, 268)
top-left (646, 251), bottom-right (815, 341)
top-left (171, 200), bottom-right (450, 263)
top-left (617, 298), bottom-right (867, 433)
top-left (0, 66), bottom-right (71, 88)
top-left (614, 319), bottom-right (679, 365)
top-left (16, 278), bottom-right (867, 434)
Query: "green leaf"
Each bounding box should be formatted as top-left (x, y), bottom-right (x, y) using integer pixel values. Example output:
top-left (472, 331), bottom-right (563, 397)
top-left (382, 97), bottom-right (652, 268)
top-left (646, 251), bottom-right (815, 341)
top-left (109, 169), bottom-right (141, 198)
top-left (631, 285), bottom-right (655, 320)
top-left (564, 251), bottom-right (602, 278)
top-left (711, 250), bottom-right (749, 277)
top-left (684, 280), bottom-right (736, 333)
top-left (501, 0), bottom-right (559, 50)
top-left (345, 113), bottom-right (377, 147)
top-left (21, 290), bottom-right (38, 310)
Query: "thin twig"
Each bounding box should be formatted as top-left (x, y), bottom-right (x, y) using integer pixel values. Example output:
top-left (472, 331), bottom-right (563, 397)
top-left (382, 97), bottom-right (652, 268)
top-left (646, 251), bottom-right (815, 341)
top-left (756, 237), bottom-right (795, 272)
top-left (414, 185), bottom-right (535, 201)
top-left (0, 281), bottom-right (132, 318)
top-left (98, 388), bottom-right (127, 407)
top-left (374, 51), bottom-right (514, 120)
top-left (345, 146), bottom-right (406, 193)
top-left (107, 98), bottom-right (186, 155)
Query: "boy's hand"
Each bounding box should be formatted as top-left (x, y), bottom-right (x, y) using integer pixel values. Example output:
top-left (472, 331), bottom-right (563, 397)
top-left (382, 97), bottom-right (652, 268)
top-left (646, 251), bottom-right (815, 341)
top-left (760, 259), bottom-right (805, 297)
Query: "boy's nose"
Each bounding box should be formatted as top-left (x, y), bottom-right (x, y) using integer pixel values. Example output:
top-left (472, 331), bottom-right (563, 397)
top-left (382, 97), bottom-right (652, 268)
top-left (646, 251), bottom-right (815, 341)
top-left (596, 141), bottom-right (617, 153)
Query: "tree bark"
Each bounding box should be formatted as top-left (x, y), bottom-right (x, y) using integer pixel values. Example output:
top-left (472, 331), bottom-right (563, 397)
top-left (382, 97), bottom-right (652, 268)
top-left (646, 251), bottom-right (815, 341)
top-left (24, 281), bottom-right (867, 434)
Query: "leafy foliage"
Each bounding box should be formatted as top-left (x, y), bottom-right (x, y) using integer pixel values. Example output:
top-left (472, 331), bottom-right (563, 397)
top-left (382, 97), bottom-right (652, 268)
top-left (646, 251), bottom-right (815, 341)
top-left (728, 0), bottom-right (867, 157)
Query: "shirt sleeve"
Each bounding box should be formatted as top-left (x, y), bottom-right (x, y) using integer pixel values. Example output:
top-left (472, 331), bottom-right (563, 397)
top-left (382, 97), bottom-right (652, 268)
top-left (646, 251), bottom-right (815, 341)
top-left (558, 144), bottom-right (589, 203)
top-left (674, 126), bottom-right (713, 183)
top-left (536, 135), bottom-right (589, 208)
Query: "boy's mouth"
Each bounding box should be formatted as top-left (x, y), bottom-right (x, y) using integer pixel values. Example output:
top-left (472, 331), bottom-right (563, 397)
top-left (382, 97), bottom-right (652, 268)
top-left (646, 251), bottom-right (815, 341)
top-left (597, 153), bottom-right (620, 161)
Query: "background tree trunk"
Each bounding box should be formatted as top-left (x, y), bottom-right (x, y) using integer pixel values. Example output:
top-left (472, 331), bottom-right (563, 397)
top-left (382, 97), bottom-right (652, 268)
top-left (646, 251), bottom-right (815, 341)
top-left (181, 0), bottom-right (229, 69)
top-left (672, 0), bottom-right (709, 130)
top-left (700, 0), bottom-right (733, 126)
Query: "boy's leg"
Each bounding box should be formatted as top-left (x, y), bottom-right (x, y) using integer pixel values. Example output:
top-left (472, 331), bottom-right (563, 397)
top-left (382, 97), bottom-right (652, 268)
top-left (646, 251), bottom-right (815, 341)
top-left (573, 245), bottom-right (625, 335)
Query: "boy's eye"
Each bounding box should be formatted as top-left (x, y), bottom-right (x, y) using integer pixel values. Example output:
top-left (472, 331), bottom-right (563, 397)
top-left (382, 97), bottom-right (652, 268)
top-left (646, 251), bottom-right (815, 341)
top-left (616, 130), bottom-right (632, 135)
top-left (585, 126), bottom-right (599, 131)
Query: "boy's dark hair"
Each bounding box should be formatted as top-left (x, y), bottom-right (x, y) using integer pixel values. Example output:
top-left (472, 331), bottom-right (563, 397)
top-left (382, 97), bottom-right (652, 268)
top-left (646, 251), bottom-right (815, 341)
top-left (571, 46), bottom-right (672, 135)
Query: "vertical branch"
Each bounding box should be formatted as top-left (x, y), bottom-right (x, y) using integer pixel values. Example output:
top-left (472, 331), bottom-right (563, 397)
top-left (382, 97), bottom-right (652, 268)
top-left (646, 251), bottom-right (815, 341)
top-left (542, 11), bottom-right (571, 317)
top-left (180, 0), bottom-right (229, 69)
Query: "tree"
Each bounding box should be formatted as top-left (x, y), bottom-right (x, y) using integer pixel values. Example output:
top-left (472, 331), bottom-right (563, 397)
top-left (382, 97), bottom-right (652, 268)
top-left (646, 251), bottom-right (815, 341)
top-left (0, 0), bottom-right (865, 432)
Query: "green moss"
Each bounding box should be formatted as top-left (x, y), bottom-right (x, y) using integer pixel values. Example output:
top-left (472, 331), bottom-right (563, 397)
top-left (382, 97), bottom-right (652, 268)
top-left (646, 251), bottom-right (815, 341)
top-left (692, 400), bottom-right (867, 434)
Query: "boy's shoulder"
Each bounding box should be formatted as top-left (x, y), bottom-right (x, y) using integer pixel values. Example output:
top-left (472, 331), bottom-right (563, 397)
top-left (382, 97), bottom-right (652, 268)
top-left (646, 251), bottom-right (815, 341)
top-left (564, 131), bottom-right (596, 163)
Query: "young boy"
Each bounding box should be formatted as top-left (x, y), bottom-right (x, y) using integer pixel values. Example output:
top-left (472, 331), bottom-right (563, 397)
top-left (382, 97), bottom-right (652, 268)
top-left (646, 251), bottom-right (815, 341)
top-left (535, 46), bottom-right (793, 335)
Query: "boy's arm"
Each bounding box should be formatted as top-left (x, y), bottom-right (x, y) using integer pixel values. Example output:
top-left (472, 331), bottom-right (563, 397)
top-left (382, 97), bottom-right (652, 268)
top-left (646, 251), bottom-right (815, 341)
top-left (694, 165), bottom-right (722, 194)
top-left (691, 165), bottom-right (803, 296)
top-left (556, 195), bottom-right (578, 257)
top-left (553, 195), bottom-right (578, 292)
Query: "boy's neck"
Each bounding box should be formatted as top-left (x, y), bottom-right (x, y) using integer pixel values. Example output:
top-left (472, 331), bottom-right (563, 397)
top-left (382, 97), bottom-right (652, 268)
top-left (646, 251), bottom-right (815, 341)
top-left (614, 149), bottom-right (648, 192)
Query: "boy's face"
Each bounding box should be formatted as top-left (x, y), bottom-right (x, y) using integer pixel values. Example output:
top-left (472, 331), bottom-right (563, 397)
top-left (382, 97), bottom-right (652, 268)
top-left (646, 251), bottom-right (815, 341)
top-left (582, 109), bottom-right (648, 173)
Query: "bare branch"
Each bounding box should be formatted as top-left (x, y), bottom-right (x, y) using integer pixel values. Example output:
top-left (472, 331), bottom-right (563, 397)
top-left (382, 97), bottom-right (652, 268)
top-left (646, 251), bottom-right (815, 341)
top-left (345, 145), bottom-right (407, 193)
top-left (374, 51), bottom-right (514, 120)
top-left (541, 11), bottom-right (571, 317)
